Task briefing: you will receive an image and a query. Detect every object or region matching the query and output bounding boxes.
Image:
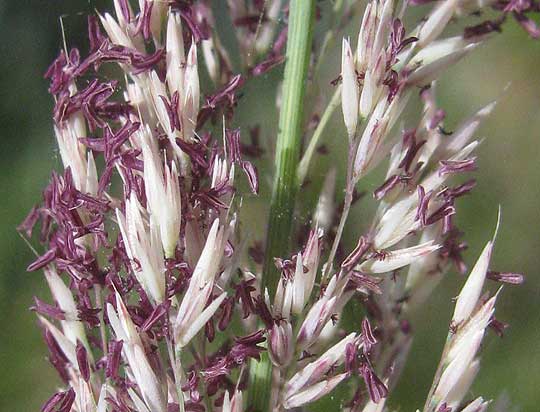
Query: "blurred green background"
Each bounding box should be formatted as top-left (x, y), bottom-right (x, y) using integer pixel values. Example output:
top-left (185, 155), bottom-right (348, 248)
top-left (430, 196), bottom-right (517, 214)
top-left (0, 1), bottom-right (539, 411)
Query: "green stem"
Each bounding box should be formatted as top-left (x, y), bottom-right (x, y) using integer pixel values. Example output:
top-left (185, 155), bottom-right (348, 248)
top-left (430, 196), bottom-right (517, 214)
top-left (248, 351), bottom-right (274, 411)
top-left (262, 0), bottom-right (315, 296)
top-left (249, 2), bottom-right (315, 411)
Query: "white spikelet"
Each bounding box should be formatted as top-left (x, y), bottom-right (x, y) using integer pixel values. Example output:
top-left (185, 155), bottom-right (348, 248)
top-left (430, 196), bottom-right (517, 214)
top-left (449, 292), bottom-right (499, 362)
top-left (268, 321), bottom-right (294, 367)
top-left (182, 41), bottom-right (200, 142)
top-left (177, 292), bottom-right (227, 347)
top-left (286, 333), bottom-right (357, 397)
top-left (417, 0), bottom-right (460, 47)
top-left (373, 140), bottom-right (479, 249)
top-left (96, 384), bottom-right (110, 412)
top-left (166, 11), bottom-right (185, 97)
top-left (222, 390), bottom-right (244, 412)
top-left (406, 43), bottom-right (478, 86)
top-left (461, 397), bottom-right (490, 412)
top-left (74, 377), bottom-right (97, 412)
top-left (362, 44), bottom-right (389, 118)
top-left (107, 293), bottom-right (166, 412)
top-left (341, 38), bottom-right (359, 140)
top-left (410, 36), bottom-right (476, 68)
top-left (444, 360), bottom-right (480, 410)
top-left (148, 71), bottom-right (174, 137)
top-left (373, 0), bottom-right (394, 58)
top-left (291, 252), bottom-right (306, 315)
top-left (54, 113), bottom-right (89, 193)
top-left (116, 194), bottom-right (166, 303)
top-left (452, 241), bottom-right (493, 324)
top-left (113, 0), bottom-right (132, 28)
top-left (44, 267), bottom-right (91, 354)
top-left (359, 241), bottom-right (441, 274)
top-left (175, 219), bottom-right (228, 343)
top-left (433, 332), bottom-right (482, 402)
top-left (85, 151), bottom-right (98, 197)
top-left (354, 97), bottom-right (389, 177)
top-left (128, 388), bottom-right (151, 412)
top-left (141, 128), bottom-right (182, 258)
top-left (99, 13), bottom-right (136, 49)
top-left (296, 295), bottom-right (337, 350)
top-left (283, 373), bottom-right (348, 409)
top-left (356, 1), bottom-right (377, 74)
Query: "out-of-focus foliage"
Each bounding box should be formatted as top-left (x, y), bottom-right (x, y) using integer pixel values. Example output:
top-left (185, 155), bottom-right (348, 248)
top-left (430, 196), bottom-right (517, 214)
top-left (0, 1), bottom-right (538, 411)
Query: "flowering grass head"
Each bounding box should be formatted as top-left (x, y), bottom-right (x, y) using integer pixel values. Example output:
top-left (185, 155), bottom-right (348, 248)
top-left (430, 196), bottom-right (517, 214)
top-left (20, 1), bottom-right (534, 411)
